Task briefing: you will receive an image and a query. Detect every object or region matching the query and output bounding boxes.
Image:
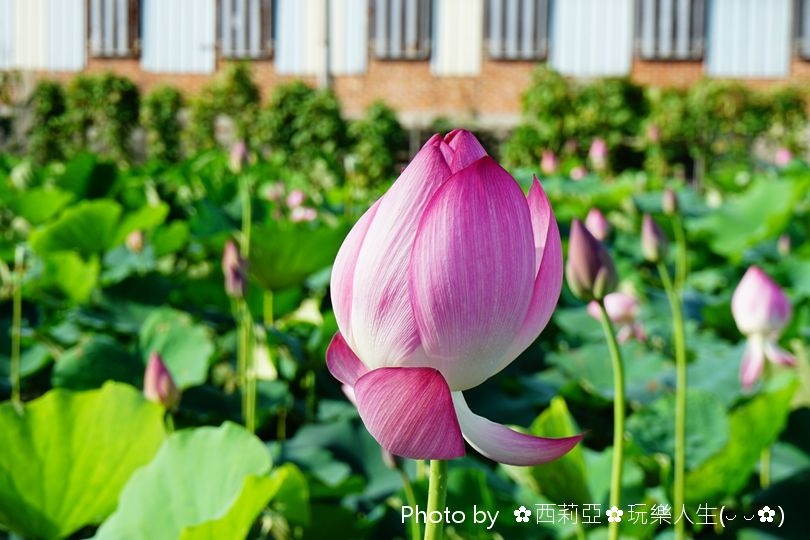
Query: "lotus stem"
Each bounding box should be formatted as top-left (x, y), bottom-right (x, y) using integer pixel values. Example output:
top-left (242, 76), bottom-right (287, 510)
top-left (239, 175), bottom-right (257, 434)
top-left (424, 460), bottom-right (448, 540)
top-left (672, 216), bottom-right (688, 291)
top-left (760, 446), bottom-right (771, 488)
top-left (10, 246), bottom-right (23, 409)
top-left (398, 468), bottom-right (422, 540)
top-left (165, 413), bottom-right (175, 434)
top-left (596, 301), bottom-right (625, 540)
top-left (657, 261), bottom-right (687, 540)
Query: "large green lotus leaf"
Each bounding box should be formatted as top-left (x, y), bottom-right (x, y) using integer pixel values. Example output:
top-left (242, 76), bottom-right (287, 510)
top-left (139, 308), bottom-right (214, 389)
top-left (31, 250), bottom-right (100, 303)
top-left (626, 389), bottom-right (729, 470)
top-left (684, 376), bottom-right (798, 504)
top-left (95, 422), bottom-right (277, 539)
top-left (249, 221), bottom-right (350, 290)
top-left (687, 177), bottom-right (807, 260)
top-left (30, 199), bottom-right (122, 256)
top-left (56, 153), bottom-right (117, 199)
top-left (0, 382), bottom-right (166, 539)
top-left (503, 397), bottom-right (591, 506)
top-left (112, 202), bottom-right (170, 246)
top-left (51, 335), bottom-right (143, 390)
top-left (7, 186), bottom-right (74, 225)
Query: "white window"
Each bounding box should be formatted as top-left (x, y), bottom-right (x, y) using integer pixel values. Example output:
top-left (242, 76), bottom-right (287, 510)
top-left (219, 0), bottom-right (273, 58)
top-left (89, 0), bottom-right (139, 57)
top-left (637, 0), bottom-right (704, 60)
top-left (141, 0), bottom-right (216, 74)
top-left (487, 0), bottom-right (550, 60)
top-left (799, 0), bottom-right (810, 60)
top-left (373, 0), bottom-right (432, 59)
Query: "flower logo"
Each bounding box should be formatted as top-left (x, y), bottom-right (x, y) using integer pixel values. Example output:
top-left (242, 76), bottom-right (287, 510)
top-left (606, 506), bottom-right (624, 523)
top-left (514, 506), bottom-right (531, 523)
top-left (758, 506), bottom-right (775, 523)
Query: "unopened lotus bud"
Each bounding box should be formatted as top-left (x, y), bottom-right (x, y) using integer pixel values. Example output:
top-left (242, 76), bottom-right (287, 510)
top-left (647, 124), bottom-right (661, 144)
top-left (662, 188), bottom-right (678, 216)
top-left (585, 208), bottom-right (610, 241)
top-left (126, 230), bottom-right (144, 253)
top-left (222, 240), bottom-right (247, 298)
top-left (229, 140), bottom-right (248, 174)
top-left (566, 219), bottom-right (618, 301)
top-left (541, 150), bottom-right (558, 176)
top-left (570, 166), bottom-right (586, 181)
top-left (641, 214), bottom-right (668, 263)
top-left (775, 148), bottom-right (792, 167)
top-left (589, 138), bottom-right (608, 172)
top-left (144, 352), bottom-right (180, 410)
top-left (290, 206), bottom-right (317, 223)
top-left (777, 234), bottom-right (791, 256)
top-left (286, 189), bottom-right (306, 209)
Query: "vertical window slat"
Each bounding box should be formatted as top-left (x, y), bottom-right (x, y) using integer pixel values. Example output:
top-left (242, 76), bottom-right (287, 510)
top-left (374, 0), bottom-right (430, 59)
top-left (639, 0), bottom-right (703, 60)
top-left (489, 0), bottom-right (503, 57)
top-left (487, 0), bottom-right (548, 59)
top-left (802, 0), bottom-right (810, 59)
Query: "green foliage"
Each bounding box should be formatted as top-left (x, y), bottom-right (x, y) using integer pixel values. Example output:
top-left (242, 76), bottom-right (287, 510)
top-left (28, 80), bottom-right (67, 163)
top-left (349, 100), bottom-right (407, 187)
top-left (142, 85), bottom-right (184, 162)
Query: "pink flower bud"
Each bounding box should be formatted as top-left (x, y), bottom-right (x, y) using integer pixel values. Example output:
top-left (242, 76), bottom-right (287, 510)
top-left (144, 352), bottom-right (180, 410)
top-left (286, 189), bottom-right (306, 209)
top-left (541, 150), bottom-right (558, 176)
top-left (775, 148), bottom-right (792, 167)
top-left (662, 188), bottom-right (679, 216)
top-left (229, 140), bottom-right (248, 174)
top-left (126, 230), bottom-right (144, 253)
top-left (290, 206), bottom-right (317, 223)
top-left (570, 166), bottom-right (587, 181)
top-left (777, 234), bottom-right (791, 256)
top-left (589, 138), bottom-right (608, 171)
top-left (641, 214), bottom-right (668, 263)
top-left (585, 208), bottom-right (610, 241)
top-left (587, 291), bottom-right (645, 343)
top-left (222, 240), bottom-right (247, 298)
top-left (647, 124), bottom-right (661, 144)
top-left (566, 219), bottom-right (618, 301)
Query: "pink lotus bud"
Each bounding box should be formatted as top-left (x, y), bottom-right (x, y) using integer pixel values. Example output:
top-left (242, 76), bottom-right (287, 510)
top-left (144, 352), bottom-right (180, 410)
top-left (647, 124), bottom-right (661, 144)
top-left (541, 150), bottom-right (558, 175)
top-left (777, 234), bottom-right (791, 256)
top-left (731, 267), bottom-right (795, 389)
top-left (566, 219), bottom-right (618, 302)
top-left (222, 240), bottom-right (247, 298)
top-left (587, 292), bottom-right (645, 344)
top-left (126, 230), bottom-right (144, 253)
top-left (589, 138), bottom-right (608, 171)
top-left (261, 182), bottom-right (285, 202)
top-left (325, 129), bottom-right (580, 466)
top-left (584, 208), bottom-right (610, 241)
top-left (775, 148), bottom-right (792, 167)
top-left (290, 206), bottom-right (317, 222)
top-left (641, 214), bottom-right (668, 263)
top-left (286, 189), bottom-right (306, 209)
top-left (570, 166), bottom-right (587, 181)
top-left (229, 140), bottom-right (248, 174)
top-left (662, 187), bottom-right (679, 216)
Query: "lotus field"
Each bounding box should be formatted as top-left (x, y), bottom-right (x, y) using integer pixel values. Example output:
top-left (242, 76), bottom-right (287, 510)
top-left (0, 121), bottom-right (809, 540)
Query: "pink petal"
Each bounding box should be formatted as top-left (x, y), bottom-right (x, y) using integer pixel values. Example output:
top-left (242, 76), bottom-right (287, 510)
top-left (500, 177), bottom-right (563, 364)
top-left (353, 367), bottom-right (465, 460)
top-left (444, 129), bottom-right (488, 173)
top-left (326, 332), bottom-right (368, 387)
top-left (452, 392), bottom-right (583, 466)
top-left (409, 157), bottom-right (536, 390)
top-left (348, 138), bottom-right (452, 368)
top-left (764, 341), bottom-right (797, 366)
top-left (616, 325), bottom-right (632, 344)
top-left (331, 199), bottom-right (381, 344)
top-left (732, 266), bottom-right (792, 336)
top-left (741, 336), bottom-right (766, 391)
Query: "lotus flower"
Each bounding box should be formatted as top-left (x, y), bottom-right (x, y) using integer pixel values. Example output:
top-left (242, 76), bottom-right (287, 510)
top-left (570, 166), bottom-right (587, 181)
top-left (662, 188), bottom-right (678, 216)
top-left (290, 206), bottom-right (317, 223)
top-left (731, 267), bottom-right (796, 390)
top-left (222, 240), bottom-right (247, 299)
top-left (587, 292), bottom-right (646, 344)
top-left (589, 138), bottom-right (608, 171)
top-left (326, 130), bottom-right (581, 465)
top-left (585, 208), bottom-right (610, 241)
top-left (641, 214), bottom-right (668, 263)
top-left (144, 352), bottom-right (180, 410)
top-left (286, 189), bottom-right (306, 209)
top-left (229, 140), bottom-right (248, 174)
top-left (125, 230), bottom-right (144, 253)
top-left (775, 148), bottom-right (792, 167)
top-left (566, 219), bottom-right (618, 302)
top-left (541, 150), bottom-right (558, 176)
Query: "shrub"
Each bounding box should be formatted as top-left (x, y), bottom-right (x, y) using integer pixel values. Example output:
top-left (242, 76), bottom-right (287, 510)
top-left (348, 101), bottom-right (407, 187)
top-left (28, 80), bottom-right (68, 163)
top-left (142, 86), bottom-right (184, 162)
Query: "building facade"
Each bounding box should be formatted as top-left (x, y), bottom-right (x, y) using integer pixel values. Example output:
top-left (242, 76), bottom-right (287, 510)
top-left (1, 0), bottom-right (810, 126)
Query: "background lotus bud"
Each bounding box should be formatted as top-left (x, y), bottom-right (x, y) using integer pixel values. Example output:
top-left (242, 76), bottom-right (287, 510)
top-left (585, 208), bottom-right (610, 241)
top-left (775, 148), bottom-right (792, 167)
top-left (647, 124), bottom-right (661, 144)
top-left (290, 207), bottom-right (317, 223)
top-left (641, 214), bottom-right (668, 263)
top-left (589, 138), bottom-right (608, 171)
top-left (662, 188), bottom-right (678, 216)
top-left (541, 150), bottom-right (558, 175)
top-left (731, 266), bottom-right (795, 389)
top-left (326, 129), bottom-right (581, 465)
top-left (144, 352), bottom-right (180, 410)
top-left (261, 182), bottom-right (284, 202)
top-left (222, 240), bottom-right (247, 298)
top-left (777, 234), bottom-right (791, 256)
top-left (566, 219), bottom-right (618, 302)
top-left (286, 189), bottom-right (306, 209)
top-left (570, 166), bottom-right (587, 181)
top-left (587, 292), bottom-right (645, 343)
top-left (229, 140), bottom-right (248, 174)
top-left (126, 230), bottom-right (144, 253)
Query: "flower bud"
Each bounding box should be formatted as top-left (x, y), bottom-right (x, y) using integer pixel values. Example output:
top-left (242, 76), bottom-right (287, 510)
top-left (662, 188), bottom-right (678, 216)
top-left (541, 150), bottom-right (558, 176)
top-left (286, 189), bottom-right (306, 209)
top-left (570, 166), bottom-right (587, 181)
top-left (647, 124), bottom-right (661, 144)
top-left (775, 148), bottom-right (792, 167)
top-left (222, 240), bottom-right (247, 298)
top-left (777, 234), bottom-right (791, 256)
top-left (290, 206), bottom-right (317, 223)
top-left (641, 214), bottom-right (668, 263)
top-left (589, 138), bottom-right (608, 172)
top-left (144, 352), bottom-right (180, 410)
top-left (584, 208), bottom-right (610, 241)
top-left (229, 140), bottom-right (248, 174)
top-left (566, 219), bottom-right (618, 301)
top-left (126, 230), bottom-right (144, 253)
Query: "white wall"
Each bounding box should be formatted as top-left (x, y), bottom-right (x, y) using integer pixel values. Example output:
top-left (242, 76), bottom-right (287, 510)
top-left (431, 0), bottom-right (484, 76)
top-left (142, 0), bottom-right (216, 73)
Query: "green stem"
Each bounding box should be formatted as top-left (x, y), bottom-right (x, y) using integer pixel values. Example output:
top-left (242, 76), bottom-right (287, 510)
top-left (672, 216), bottom-right (688, 291)
top-left (658, 262), bottom-right (687, 540)
top-left (398, 469), bottom-right (422, 540)
top-left (165, 413), bottom-right (175, 434)
top-left (10, 247), bottom-right (23, 408)
top-left (238, 176), bottom-right (257, 433)
top-left (760, 446), bottom-right (771, 489)
top-left (424, 460), bottom-right (448, 540)
top-left (596, 302), bottom-right (625, 540)
top-left (416, 460), bottom-right (427, 481)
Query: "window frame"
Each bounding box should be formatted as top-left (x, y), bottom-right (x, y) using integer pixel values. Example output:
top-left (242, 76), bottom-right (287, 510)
top-left (218, 0), bottom-right (274, 60)
top-left (635, 0), bottom-right (706, 61)
top-left (485, 0), bottom-right (550, 61)
top-left (372, 0), bottom-right (432, 60)
top-left (87, 0), bottom-right (141, 58)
